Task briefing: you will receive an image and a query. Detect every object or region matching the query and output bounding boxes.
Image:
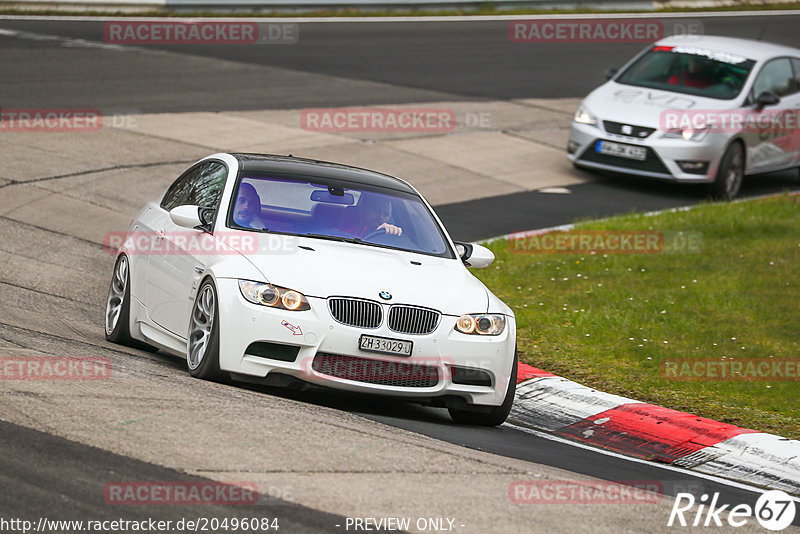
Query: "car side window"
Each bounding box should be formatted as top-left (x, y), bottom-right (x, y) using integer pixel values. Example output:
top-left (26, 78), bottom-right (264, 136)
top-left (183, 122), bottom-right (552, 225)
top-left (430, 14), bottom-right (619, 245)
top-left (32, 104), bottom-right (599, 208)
top-left (161, 165), bottom-right (201, 211)
top-left (751, 58), bottom-right (795, 99)
top-left (161, 162), bottom-right (227, 211)
top-left (187, 163), bottom-right (227, 208)
top-left (792, 58), bottom-right (800, 93)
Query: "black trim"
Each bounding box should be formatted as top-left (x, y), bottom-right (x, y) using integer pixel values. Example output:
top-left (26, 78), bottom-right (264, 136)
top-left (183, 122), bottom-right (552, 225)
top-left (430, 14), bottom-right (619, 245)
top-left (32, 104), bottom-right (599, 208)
top-left (244, 341), bottom-right (300, 363)
top-left (232, 153), bottom-right (416, 194)
top-left (450, 366), bottom-right (493, 387)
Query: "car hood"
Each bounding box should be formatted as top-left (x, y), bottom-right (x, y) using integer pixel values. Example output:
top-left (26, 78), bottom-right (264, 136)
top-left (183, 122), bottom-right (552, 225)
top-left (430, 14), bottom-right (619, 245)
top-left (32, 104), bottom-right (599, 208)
top-left (582, 82), bottom-right (738, 128)
top-left (238, 234), bottom-right (491, 315)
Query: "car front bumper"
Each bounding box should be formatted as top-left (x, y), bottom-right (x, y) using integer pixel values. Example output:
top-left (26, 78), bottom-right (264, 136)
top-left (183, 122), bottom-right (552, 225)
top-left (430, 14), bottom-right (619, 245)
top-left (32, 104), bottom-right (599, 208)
top-left (567, 121), bottom-right (730, 183)
top-left (214, 278), bottom-right (517, 407)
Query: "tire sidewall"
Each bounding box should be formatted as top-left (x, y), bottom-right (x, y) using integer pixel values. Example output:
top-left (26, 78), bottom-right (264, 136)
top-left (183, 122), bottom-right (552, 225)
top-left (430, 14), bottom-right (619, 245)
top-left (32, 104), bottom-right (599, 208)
top-left (105, 254), bottom-right (132, 343)
top-left (188, 279), bottom-right (222, 380)
top-left (449, 351), bottom-right (518, 426)
top-left (712, 141), bottom-right (744, 200)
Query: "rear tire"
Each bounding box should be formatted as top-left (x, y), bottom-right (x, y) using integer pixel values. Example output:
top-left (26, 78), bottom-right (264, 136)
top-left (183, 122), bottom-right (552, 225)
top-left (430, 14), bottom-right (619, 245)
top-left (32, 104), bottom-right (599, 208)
top-left (105, 254), bottom-right (134, 344)
top-left (187, 279), bottom-right (225, 381)
top-left (105, 255), bottom-right (157, 352)
top-left (709, 142), bottom-right (744, 200)
top-left (448, 354), bottom-right (517, 427)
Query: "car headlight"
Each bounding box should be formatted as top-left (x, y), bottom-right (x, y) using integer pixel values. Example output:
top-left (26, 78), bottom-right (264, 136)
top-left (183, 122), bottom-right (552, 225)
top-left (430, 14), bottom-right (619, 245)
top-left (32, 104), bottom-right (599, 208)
top-left (238, 280), bottom-right (310, 311)
top-left (574, 106), bottom-right (598, 126)
top-left (455, 314), bottom-right (506, 336)
top-left (662, 128), bottom-right (709, 142)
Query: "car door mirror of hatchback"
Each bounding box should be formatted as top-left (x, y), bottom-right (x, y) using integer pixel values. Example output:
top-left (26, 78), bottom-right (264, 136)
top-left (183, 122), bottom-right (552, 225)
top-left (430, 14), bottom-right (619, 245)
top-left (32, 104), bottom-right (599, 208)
top-left (604, 67), bottom-right (618, 81)
top-left (754, 91), bottom-right (780, 110)
top-left (455, 242), bottom-right (495, 268)
top-left (169, 205), bottom-right (203, 229)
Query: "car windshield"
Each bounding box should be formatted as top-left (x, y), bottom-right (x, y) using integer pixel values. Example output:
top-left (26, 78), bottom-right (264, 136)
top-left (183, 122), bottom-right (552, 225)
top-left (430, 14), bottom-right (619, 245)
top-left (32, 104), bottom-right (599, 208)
top-left (227, 173), bottom-right (454, 258)
top-left (616, 45), bottom-right (756, 100)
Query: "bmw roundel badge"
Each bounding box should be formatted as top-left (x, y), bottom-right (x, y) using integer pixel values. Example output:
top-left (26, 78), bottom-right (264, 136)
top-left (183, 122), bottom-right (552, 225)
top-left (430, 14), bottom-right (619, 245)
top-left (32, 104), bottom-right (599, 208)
top-left (379, 291), bottom-right (392, 300)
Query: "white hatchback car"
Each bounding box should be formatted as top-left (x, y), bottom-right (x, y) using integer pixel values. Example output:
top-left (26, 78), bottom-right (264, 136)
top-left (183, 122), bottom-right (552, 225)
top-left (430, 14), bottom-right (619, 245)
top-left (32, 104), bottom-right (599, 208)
top-left (105, 153), bottom-right (517, 425)
top-left (568, 35), bottom-right (800, 199)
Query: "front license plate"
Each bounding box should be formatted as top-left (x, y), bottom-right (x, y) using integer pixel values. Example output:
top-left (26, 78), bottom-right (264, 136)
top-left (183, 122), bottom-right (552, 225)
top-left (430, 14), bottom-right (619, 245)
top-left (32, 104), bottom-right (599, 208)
top-left (359, 335), bottom-right (413, 356)
top-left (596, 140), bottom-right (647, 161)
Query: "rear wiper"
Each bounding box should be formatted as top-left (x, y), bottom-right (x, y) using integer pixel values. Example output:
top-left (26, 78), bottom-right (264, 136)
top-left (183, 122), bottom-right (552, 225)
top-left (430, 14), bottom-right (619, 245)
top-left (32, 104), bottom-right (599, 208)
top-left (305, 233), bottom-right (362, 244)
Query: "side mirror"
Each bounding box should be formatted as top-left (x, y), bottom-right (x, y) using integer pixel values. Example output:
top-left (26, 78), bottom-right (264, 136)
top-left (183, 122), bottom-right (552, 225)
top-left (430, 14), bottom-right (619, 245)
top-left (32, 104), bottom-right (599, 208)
top-left (455, 242), bottom-right (495, 268)
top-left (169, 205), bottom-right (203, 229)
top-left (604, 67), bottom-right (618, 81)
top-left (755, 91), bottom-right (780, 110)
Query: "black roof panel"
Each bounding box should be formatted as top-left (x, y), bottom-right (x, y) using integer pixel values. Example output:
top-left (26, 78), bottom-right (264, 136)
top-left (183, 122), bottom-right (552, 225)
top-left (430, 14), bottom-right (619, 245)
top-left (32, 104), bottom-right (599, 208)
top-left (232, 153), bottom-right (416, 194)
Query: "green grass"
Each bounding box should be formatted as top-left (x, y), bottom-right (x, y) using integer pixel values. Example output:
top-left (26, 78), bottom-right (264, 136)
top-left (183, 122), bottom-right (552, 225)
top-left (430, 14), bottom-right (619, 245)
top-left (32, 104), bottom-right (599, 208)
top-left (476, 193), bottom-right (800, 439)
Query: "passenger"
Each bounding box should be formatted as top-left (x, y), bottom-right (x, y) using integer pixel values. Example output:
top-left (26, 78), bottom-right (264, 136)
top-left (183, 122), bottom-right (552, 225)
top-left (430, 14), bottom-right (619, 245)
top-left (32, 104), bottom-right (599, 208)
top-left (233, 182), bottom-right (267, 230)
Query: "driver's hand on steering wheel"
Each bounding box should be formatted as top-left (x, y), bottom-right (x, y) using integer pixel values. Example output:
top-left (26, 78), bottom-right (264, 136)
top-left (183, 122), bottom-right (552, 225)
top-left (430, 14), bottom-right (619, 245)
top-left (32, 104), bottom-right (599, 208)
top-left (377, 222), bottom-right (402, 236)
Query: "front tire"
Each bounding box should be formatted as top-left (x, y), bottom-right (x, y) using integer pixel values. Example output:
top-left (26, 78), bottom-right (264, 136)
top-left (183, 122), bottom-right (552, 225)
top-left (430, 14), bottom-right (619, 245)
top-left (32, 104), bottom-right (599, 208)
top-left (187, 279), bottom-right (224, 381)
top-left (710, 142), bottom-right (744, 200)
top-left (448, 355), bottom-right (517, 427)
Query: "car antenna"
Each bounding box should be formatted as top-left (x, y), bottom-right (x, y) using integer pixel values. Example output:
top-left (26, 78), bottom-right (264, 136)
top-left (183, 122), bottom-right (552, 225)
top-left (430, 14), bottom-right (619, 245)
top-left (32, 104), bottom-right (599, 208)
top-left (756, 22), bottom-right (767, 41)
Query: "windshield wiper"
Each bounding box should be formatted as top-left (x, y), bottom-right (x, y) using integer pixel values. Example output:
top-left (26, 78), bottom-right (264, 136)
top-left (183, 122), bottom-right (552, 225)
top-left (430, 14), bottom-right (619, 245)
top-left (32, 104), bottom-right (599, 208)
top-left (304, 233), bottom-right (362, 244)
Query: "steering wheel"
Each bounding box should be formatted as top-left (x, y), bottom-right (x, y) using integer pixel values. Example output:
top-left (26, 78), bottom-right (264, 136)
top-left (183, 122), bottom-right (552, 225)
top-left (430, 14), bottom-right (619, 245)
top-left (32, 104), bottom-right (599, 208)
top-left (362, 228), bottom-right (396, 240)
top-left (362, 228), bottom-right (414, 247)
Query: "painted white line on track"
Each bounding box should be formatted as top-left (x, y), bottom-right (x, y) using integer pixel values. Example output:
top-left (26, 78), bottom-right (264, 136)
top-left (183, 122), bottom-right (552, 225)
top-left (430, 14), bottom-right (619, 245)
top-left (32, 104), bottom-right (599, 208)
top-left (1, 10), bottom-right (800, 22)
top-left (505, 422), bottom-right (800, 504)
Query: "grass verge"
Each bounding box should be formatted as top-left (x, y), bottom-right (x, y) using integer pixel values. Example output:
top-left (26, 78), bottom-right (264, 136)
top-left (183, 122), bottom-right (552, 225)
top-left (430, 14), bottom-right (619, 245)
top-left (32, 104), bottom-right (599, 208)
top-left (476, 192), bottom-right (800, 439)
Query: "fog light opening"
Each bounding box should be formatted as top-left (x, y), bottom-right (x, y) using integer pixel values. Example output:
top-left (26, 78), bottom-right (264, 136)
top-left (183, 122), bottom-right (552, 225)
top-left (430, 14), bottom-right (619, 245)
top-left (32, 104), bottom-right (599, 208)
top-left (567, 140), bottom-right (581, 155)
top-left (676, 160), bottom-right (710, 175)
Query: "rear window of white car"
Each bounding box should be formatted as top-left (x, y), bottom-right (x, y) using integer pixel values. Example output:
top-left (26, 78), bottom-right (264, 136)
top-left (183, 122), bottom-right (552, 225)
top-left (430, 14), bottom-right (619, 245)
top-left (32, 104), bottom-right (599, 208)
top-left (616, 45), bottom-right (756, 100)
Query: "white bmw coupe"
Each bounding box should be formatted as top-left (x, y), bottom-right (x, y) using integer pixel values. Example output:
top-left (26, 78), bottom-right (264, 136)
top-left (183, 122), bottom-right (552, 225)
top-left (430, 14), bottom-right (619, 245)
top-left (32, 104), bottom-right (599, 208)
top-left (105, 153), bottom-right (517, 425)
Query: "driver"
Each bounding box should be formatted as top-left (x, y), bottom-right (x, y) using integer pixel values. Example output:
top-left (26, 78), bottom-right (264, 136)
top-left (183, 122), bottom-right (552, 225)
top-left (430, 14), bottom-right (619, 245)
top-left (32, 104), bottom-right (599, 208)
top-left (668, 57), bottom-right (714, 89)
top-left (341, 194), bottom-right (402, 238)
top-left (233, 182), bottom-right (267, 230)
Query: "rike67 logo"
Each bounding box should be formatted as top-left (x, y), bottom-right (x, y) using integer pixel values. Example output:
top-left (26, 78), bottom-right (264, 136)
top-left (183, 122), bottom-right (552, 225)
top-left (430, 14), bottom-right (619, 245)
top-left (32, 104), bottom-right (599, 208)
top-left (668, 490), bottom-right (796, 531)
